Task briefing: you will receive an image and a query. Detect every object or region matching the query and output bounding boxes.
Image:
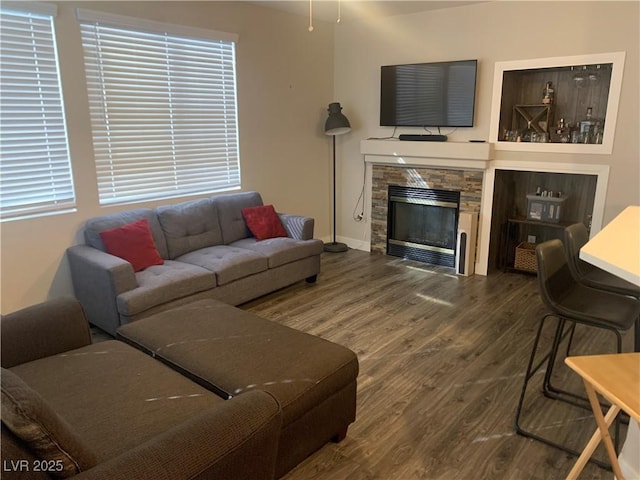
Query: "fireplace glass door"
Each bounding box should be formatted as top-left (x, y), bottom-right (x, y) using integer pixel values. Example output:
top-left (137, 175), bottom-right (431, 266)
top-left (387, 186), bottom-right (460, 267)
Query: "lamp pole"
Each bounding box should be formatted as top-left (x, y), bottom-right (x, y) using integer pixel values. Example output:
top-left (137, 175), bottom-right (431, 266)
top-left (324, 102), bottom-right (350, 253)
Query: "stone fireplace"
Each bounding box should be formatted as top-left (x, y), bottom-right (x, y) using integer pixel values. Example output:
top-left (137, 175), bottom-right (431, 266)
top-left (371, 166), bottom-right (482, 264)
top-left (361, 139), bottom-right (609, 275)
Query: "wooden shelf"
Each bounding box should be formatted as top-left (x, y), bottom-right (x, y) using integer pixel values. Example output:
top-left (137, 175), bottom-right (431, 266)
top-left (507, 216), bottom-right (573, 229)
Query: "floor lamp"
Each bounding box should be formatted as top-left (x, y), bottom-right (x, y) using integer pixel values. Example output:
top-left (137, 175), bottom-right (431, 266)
top-left (324, 102), bottom-right (351, 253)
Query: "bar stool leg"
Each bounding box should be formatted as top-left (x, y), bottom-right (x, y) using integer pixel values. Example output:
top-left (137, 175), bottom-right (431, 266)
top-left (515, 314), bottom-right (617, 470)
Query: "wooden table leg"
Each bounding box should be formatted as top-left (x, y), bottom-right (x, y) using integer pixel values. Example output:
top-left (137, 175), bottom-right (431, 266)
top-left (565, 380), bottom-right (624, 480)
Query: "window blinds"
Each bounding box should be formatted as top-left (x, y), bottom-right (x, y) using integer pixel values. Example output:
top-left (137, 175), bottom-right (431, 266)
top-left (0, 6), bottom-right (75, 220)
top-left (79, 13), bottom-right (240, 205)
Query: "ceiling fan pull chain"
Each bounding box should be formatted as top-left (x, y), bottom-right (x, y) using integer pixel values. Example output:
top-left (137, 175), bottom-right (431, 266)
top-left (308, 0), bottom-right (314, 31)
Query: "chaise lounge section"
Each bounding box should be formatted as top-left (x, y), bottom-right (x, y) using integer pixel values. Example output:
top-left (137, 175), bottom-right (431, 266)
top-left (67, 191), bottom-right (323, 336)
top-left (117, 299), bottom-right (360, 478)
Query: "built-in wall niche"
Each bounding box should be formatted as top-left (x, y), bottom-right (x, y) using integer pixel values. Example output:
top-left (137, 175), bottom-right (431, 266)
top-left (487, 170), bottom-right (597, 272)
top-left (489, 52), bottom-right (625, 155)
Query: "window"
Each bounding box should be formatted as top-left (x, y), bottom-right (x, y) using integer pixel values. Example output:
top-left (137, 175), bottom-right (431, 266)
top-left (77, 10), bottom-right (240, 205)
top-left (0, 4), bottom-right (75, 221)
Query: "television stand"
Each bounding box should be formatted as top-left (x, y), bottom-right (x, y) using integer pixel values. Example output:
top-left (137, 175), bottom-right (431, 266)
top-left (398, 134), bottom-right (448, 142)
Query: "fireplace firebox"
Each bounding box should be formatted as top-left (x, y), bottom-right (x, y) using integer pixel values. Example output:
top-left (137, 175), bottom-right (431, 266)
top-left (387, 186), bottom-right (460, 267)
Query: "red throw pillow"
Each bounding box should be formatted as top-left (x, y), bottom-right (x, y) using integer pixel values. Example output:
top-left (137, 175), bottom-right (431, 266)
top-left (99, 219), bottom-right (164, 272)
top-left (242, 205), bottom-right (288, 241)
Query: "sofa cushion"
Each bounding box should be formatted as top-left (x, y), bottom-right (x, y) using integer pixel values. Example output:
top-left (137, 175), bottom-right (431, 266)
top-left (213, 191), bottom-right (263, 244)
top-left (8, 341), bottom-right (225, 463)
top-left (116, 260), bottom-right (216, 317)
top-left (156, 198), bottom-right (223, 259)
top-left (1, 368), bottom-right (98, 478)
top-left (84, 208), bottom-right (169, 260)
top-left (176, 246), bottom-right (268, 286)
top-left (116, 300), bottom-right (359, 428)
top-left (99, 219), bottom-right (164, 272)
top-left (231, 237), bottom-right (324, 268)
top-left (241, 205), bottom-right (288, 241)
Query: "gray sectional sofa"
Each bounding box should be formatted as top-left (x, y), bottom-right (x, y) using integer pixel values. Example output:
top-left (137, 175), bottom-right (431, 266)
top-left (67, 191), bottom-right (323, 336)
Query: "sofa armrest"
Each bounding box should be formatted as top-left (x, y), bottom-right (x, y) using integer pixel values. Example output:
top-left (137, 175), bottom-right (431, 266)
top-left (278, 214), bottom-right (315, 240)
top-left (67, 245), bottom-right (138, 336)
top-left (1, 298), bottom-right (92, 368)
top-left (73, 390), bottom-right (282, 480)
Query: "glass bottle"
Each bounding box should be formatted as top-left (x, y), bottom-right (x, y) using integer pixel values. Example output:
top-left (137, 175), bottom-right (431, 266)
top-left (542, 81), bottom-right (554, 104)
top-left (593, 122), bottom-right (603, 144)
top-left (580, 107), bottom-right (595, 144)
top-left (556, 117), bottom-right (570, 143)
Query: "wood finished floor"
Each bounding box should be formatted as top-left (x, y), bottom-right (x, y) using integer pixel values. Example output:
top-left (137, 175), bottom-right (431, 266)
top-left (242, 249), bottom-right (630, 480)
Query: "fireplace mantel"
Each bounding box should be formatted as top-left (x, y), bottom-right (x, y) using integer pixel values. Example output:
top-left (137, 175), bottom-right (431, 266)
top-left (361, 139), bottom-right (494, 170)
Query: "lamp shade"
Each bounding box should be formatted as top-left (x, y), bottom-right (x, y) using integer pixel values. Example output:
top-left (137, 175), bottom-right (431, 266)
top-left (324, 102), bottom-right (351, 136)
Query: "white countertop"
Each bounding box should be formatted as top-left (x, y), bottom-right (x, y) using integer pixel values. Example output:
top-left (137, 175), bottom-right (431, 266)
top-left (580, 205), bottom-right (640, 286)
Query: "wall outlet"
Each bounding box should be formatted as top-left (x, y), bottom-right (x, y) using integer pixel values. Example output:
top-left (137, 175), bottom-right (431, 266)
top-left (527, 235), bottom-right (537, 243)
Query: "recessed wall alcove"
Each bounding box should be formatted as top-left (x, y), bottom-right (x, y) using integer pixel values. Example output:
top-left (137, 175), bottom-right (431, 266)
top-left (487, 170), bottom-right (598, 272)
top-left (489, 52), bottom-right (626, 155)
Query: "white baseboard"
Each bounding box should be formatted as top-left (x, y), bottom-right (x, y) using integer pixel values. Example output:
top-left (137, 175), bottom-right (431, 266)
top-left (338, 236), bottom-right (370, 252)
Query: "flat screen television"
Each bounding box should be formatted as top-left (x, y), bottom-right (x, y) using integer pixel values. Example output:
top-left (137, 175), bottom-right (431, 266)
top-left (380, 59), bottom-right (477, 127)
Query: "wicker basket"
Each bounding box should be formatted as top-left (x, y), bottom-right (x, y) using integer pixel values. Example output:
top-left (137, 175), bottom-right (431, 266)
top-left (514, 242), bottom-right (537, 272)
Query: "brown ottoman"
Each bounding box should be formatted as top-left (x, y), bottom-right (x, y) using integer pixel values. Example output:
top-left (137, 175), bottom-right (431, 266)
top-left (116, 299), bottom-right (358, 478)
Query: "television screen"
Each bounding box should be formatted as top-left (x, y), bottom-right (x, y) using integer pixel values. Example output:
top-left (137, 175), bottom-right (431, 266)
top-left (380, 59), bottom-right (477, 127)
